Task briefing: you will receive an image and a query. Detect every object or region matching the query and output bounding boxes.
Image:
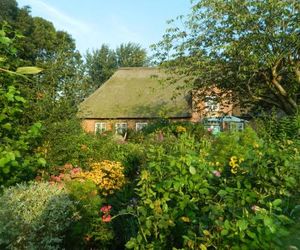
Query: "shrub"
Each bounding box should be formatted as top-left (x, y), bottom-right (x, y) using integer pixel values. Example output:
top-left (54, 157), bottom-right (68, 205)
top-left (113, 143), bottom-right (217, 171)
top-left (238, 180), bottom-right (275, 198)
top-left (126, 129), bottom-right (300, 249)
top-left (41, 118), bottom-right (92, 168)
top-left (65, 179), bottom-right (114, 249)
top-left (0, 182), bottom-right (77, 250)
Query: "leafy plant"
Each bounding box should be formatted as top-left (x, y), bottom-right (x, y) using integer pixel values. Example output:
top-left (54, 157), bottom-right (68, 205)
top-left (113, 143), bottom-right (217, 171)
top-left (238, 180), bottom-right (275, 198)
top-left (0, 182), bottom-right (77, 250)
top-left (64, 179), bottom-right (114, 249)
top-left (0, 25), bottom-right (45, 186)
top-left (126, 128), bottom-right (300, 249)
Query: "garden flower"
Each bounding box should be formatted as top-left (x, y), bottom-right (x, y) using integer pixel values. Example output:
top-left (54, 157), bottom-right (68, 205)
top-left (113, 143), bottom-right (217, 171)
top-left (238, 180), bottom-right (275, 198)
top-left (213, 170), bottom-right (221, 177)
top-left (70, 167), bottom-right (81, 175)
top-left (100, 205), bottom-right (112, 213)
top-left (176, 125), bottom-right (186, 133)
top-left (229, 156), bottom-right (239, 174)
top-left (102, 214), bottom-right (111, 222)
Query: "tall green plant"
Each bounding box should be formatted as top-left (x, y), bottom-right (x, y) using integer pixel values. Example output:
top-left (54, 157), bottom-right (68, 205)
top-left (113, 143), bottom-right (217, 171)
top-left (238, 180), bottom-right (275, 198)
top-left (0, 25), bottom-right (44, 186)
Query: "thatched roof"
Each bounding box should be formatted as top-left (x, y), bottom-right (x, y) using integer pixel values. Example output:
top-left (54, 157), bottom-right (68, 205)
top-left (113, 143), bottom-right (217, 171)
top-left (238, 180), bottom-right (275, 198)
top-left (78, 67), bottom-right (192, 119)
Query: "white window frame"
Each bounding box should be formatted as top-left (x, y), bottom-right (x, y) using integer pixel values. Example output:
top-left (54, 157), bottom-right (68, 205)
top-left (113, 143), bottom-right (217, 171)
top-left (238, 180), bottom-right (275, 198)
top-left (205, 96), bottom-right (219, 112)
top-left (115, 123), bottom-right (128, 135)
top-left (95, 122), bottom-right (106, 134)
top-left (136, 122), bottom-right (148, 131)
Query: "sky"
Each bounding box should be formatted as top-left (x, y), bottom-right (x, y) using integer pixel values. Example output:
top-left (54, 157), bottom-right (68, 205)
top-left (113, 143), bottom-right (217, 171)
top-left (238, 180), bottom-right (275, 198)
top-left (16, 0), bottom-right (192, 55)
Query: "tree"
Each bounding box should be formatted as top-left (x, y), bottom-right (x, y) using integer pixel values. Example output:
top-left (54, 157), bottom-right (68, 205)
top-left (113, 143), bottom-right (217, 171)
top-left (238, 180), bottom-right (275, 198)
top-left (116, 42), bottom-right (148, 67)
top-left (153, 0), bottom-right (300, 115)
top-left (0, 0), bottom-right (18, 23)
top-left (85, 44), bottom-right (117, 92)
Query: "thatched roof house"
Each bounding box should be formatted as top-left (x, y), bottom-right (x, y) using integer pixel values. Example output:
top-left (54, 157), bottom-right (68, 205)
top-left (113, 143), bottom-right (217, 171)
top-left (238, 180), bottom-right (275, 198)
top-left (78, 67), bottom-right (238, 134)
top-left (78, 67), bottom-right (193, 133)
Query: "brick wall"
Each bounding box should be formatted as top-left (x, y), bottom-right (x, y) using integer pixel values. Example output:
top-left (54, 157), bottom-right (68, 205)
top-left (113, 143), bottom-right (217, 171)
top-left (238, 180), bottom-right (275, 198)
top-left (81, 118), bottom-right (191, 133)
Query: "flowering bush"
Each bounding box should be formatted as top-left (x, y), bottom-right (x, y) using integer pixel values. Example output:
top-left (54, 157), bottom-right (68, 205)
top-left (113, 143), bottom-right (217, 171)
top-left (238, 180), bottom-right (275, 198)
top-left (76, 160), bottom-right (126, 196)
top-left (64, 179), bottom-right (114, 249)
top-left (126, 129), bottom-right (300, 249)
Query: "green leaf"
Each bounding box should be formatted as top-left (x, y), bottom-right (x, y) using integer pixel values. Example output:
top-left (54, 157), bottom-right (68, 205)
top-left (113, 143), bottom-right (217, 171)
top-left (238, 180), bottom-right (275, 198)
top-left (246, 230), bottom-right (257, 239)
top-left (221, 229), bottom-right (228, 236)
top-left (16, 67), bottom-right (43, 75)
top-left (38, 158), bottom-right (46, 166)
top-left (189, 166), bottom-right (196, 175)
top-left (272, 199), bottom-right (282, 207)
top-left (2, 123), bottom-right (12, 130)
top-left (125, 239), bottom-right (136, 249)
top-left (0, 36), bottom-right (11, 46)
top-left (237, 219), bottom-right (248, 231)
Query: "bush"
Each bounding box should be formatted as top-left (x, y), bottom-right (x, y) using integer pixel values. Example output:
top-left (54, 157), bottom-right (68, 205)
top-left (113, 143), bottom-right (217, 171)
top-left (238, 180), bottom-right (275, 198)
top-left (65, 179), bottom-right (114, 249)
top-left (41, 118), bottom-right (92, 167)
top-left (0, 182), bottom-right (77, 250)
top-left (126, 128), bottom-right (300, 249)
top-left (76, 160), bottom-right (126, 196)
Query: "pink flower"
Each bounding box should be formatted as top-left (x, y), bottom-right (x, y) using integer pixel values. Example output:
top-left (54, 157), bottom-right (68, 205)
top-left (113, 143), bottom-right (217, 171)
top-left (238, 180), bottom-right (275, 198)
top-left (102, 214), bottom-right (111, 222)
top-left (213, 170), bottom-right (221, 177)
top-left (207, 127), bottom-right (213, 132)
top-left (100, 205), bottom-right (112, 213)
top-left (70, 167), bottom-right (81, 175)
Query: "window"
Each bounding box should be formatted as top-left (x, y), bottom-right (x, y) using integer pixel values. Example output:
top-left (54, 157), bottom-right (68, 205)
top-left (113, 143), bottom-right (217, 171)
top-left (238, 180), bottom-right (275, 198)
top-left (95, 122), bottom-right (106, 134)
top-left (115, 123), bottom-right (128, 135)
top-left (230, 122), bottom-right (244, 131)
top-left (136, 122), bottom-right (148, 131)
top-left (205, 96), bottom-right (219, 112)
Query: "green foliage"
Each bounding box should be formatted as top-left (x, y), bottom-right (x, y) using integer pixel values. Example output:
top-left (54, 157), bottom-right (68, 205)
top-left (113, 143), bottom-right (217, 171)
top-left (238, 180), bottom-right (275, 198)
top-left (42, 118), bottom-right (91, 167)
top-left (153, 0), bottom-right (300, 115)
top-left (85, 44), bottom-right (118, 92)
top-left (255, 113), bottom-right (300, 141)
top-left (116, 42), bottom-right (148, 67)
top-left (65, 179), bottom-right (114, 249)
top-left (84, 42), bottom-right (148, 94)
top-left (0, 182), bottom-right (77, 250)
top-left (126, 128), bottom-right (300, 249)
top-left (0, 26), bottom-right (44, 186)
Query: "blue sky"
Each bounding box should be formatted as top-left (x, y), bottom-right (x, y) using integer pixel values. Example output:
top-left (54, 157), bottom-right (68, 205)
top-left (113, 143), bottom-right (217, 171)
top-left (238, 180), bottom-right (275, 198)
top-left (16, 0), bottom-right (192, 55)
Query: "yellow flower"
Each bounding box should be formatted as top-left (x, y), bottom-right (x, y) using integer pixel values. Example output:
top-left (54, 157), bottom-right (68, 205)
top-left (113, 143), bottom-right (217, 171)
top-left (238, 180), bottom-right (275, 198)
top-left (230, 156), bottom-right (238, 163)
top-left (229, 156), bottom-right (239, 174)
top-left (231, 167), bottom-right (238, 174)
top-left (75, 160), bottom-right (126, 196)
top-left (176, 126), bottom-right (187, 133)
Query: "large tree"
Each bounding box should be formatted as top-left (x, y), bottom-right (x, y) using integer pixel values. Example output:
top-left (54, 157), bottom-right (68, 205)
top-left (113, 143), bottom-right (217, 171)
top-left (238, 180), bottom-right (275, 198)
top-left (153, 0), bottom-right (300, 115)
top-left (116, 42), bottom-right (148, 67)
top-left (84, 42), bottom-right (148, 92)
top-left (85, 44), bottom-right (117, 92)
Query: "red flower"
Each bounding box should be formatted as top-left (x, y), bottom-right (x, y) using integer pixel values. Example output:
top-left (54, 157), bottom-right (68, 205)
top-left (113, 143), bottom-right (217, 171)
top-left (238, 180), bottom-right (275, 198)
top-left (102, 214), bottom-right (111, 222)
top-left (100, 205), bottom-right (112, 213)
